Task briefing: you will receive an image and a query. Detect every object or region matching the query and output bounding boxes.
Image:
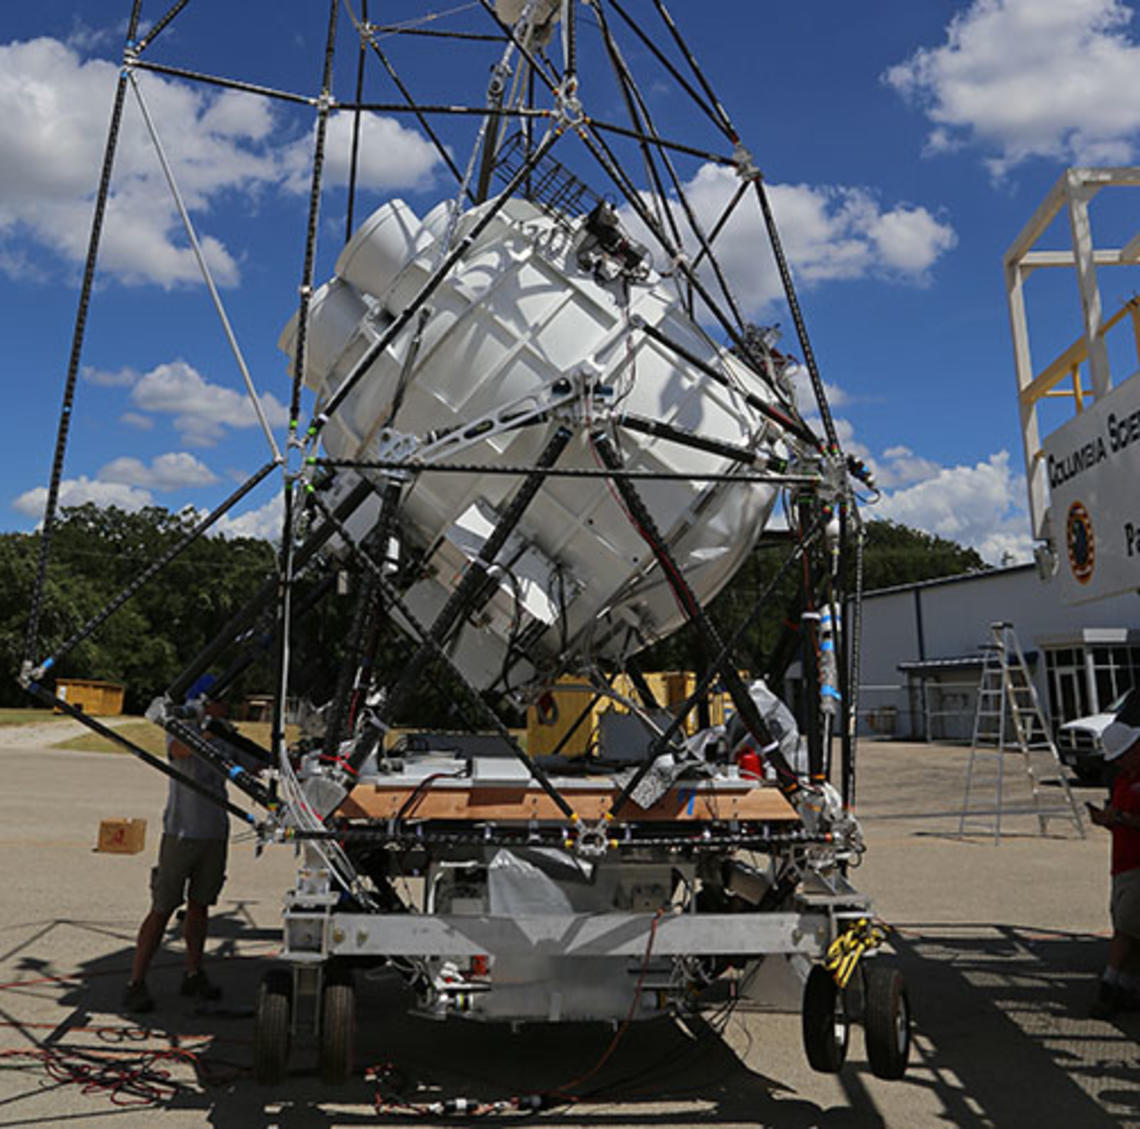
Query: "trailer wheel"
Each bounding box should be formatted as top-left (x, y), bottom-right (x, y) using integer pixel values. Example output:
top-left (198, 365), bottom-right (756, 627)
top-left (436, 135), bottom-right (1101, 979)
top-left (320, 967), bottom-right (356, 1085)
top-left (863, 963), bottom-right (910, 1080)
top-left (802, 964), bottom-right (849, 1073)
top-left (253, 969), bottom-right (291, 1085)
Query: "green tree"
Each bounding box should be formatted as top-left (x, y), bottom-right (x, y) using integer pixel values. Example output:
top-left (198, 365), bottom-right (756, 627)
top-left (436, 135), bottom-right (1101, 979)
top-left (5, 505), bottom-right (278, 712)
top-left (638, 518), bottom-right (987, 676)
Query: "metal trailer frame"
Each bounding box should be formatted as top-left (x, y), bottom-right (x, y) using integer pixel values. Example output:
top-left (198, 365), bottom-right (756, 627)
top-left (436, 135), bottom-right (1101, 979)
top-left (21, 0), bottom-right (910, 1094)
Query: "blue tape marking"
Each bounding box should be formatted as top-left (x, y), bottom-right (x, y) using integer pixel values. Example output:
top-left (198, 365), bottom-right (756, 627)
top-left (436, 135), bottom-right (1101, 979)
top-left (820, 640), bottom-right (835, 652)
top-left (822, 686), bottom-right (842, 701)
top-left (686, 790), bottom-right (696, 815)
top-left (228, 765), bottom-right (242, 779)
top-left (42, 657), bottom-right (55, 672)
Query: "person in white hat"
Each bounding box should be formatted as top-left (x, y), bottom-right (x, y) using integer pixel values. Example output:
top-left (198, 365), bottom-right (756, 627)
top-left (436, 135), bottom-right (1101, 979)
top-left (1086, 688), bottom-right (1140, 1018)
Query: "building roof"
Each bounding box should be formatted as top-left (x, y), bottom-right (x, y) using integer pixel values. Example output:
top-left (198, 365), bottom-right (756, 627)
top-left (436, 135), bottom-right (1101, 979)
top-left (863, 561), bottom-right (1035, 600)
top-left (898, 649), bottom-right (1038, 673)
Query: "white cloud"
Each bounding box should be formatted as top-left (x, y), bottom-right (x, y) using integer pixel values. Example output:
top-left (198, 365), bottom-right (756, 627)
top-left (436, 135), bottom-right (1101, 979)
top-left (787, 362), bottom-right (847, 414)
top-left (871, 450), bottom-right (1033, 564)
top-left (0, 37), bottom-right (441, 287)
top-left (12, 476), bottom-right (153, 518)
top-left (121, 411), bottom-right (154, 430)
top-left (128, 359), bottom-right (289, 447)
top-left (885, 0), bottom-right (1140, 175)
top-left (98, 452), bottom-right (219, 490)
top-left (82, 364), bottom-right (141, 387)
top-left (873, 444), bottom-right (943, 490)
top-left (0, 38), bottom-right (263, 286)
top-left (282, 111), bottom-right (440, 195)
top-left (789, 370), bottom-right (1030, 563)
top-left (211, 493), bottom-right (283, 541)
top-left (626, 164), bottom-right (956, 316)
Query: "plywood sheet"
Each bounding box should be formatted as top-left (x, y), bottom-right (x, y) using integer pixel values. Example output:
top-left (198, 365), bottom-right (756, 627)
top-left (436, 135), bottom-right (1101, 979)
top-left (338, 782), bottom-right (798, 823)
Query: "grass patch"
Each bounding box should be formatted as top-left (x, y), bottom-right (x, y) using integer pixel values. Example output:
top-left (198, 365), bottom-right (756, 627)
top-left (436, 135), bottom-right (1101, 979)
top-left (52, 718), bottom-right (298, 756)
top-left (53, 720), bottom-right (166, 756)
top-left (0, 709), bottom-right (60, 726)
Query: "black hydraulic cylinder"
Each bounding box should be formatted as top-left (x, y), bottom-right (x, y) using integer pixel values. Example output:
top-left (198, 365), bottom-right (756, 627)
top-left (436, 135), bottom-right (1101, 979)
top-left (322, 480), bottom-right (403, 762)
top-left (164, 717), bottom-right (274, 810)
top-left (25, 683), bottom-right (256, 825)
top-left (590, 433), bottom-right (799, 805)
top-left (344, 426), bottom-right (572, 773)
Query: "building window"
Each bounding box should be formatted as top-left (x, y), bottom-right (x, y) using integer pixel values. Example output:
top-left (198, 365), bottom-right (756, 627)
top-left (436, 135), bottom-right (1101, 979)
top-left (1044, 648), bottom-right (1090, 723)
top-left (1045, 644), bottom-right (1139, 723)
top-left (1088, 645), bottom-right (1139, 713)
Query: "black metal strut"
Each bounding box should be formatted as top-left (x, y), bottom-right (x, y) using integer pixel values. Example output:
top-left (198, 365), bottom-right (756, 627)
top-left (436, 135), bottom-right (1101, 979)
top-left (305, 490), bottom-right (577, 822)
top-left (589, 432), bottom-right (801, 808)
top-left (24, 1), bottom-right (146, 671)
top-left (163, 717), bottom-right (275, 810)
top-left (345, 425), bottom-right (573, 773)
top-left (322, 480), bottom-right (404, 763)
top-left (25, 683), bottom-right (257, 826)
top-left (166, 478), bottom-right (376, 702)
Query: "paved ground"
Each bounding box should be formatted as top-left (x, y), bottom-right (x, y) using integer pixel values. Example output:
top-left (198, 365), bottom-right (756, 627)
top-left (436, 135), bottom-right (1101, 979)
top-left (0, 726), bottom-right (1136, 1128)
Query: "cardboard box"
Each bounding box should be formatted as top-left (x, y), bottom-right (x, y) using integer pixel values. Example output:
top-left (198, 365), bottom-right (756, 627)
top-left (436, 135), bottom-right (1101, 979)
top-left (96, 818), bottom-right (147, 854)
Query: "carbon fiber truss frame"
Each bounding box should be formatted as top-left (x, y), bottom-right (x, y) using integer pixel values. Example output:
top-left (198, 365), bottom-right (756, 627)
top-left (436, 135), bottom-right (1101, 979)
top-left (21, 0), bottom-right (878, 854)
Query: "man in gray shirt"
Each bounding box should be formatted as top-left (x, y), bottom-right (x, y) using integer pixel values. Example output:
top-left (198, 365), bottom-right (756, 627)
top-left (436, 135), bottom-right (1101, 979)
top-left (123, 676), bottom-right (253, 1013)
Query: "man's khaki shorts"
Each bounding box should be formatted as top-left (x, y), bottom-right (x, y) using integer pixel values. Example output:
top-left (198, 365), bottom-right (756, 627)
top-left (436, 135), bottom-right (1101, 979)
top-left (1111, 867), bottom-right (1140, 939)
top-left (150, 833), bottom-right (228, 914)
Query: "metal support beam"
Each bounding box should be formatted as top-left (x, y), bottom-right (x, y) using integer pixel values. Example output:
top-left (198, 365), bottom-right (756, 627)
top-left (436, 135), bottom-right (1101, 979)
top-left (589, 433), bottom-right (801, 808)
top-left (348, 425), bottom-right (573, 770)
top-left (303, 910), bottom-right (835, 959)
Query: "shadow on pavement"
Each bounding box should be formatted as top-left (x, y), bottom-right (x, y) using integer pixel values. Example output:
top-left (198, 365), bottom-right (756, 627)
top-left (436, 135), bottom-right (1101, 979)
top-left (2, 916), bottom-right (1138, 1127)
top-left (887, 923), bottom-right (1140, 1129)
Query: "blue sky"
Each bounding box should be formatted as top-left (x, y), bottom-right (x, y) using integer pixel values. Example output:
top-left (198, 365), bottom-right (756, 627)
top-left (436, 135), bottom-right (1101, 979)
top-left (3, 0), bottom-right (1139, 562)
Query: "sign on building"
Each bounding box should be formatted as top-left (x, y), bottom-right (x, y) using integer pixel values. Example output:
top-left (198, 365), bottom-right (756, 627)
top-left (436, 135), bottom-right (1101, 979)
top-left (1041, 370), bottom-right (1140, 604)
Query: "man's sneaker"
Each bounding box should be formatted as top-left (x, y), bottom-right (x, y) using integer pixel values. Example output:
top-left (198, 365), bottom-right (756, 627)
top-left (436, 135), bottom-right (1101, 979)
top-left (180, 970), bottom-right (222, 1001)
top-left (122, 979), bottom-right (154, 1014)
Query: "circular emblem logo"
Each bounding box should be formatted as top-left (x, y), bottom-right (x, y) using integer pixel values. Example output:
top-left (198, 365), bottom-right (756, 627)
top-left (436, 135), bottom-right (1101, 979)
top-left (1066, 501), bottom-right (1095, 585)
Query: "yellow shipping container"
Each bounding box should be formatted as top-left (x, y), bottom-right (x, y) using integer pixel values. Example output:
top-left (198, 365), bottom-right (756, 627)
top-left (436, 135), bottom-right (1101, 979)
top-left (526, 672), bottom-right (736, 758)
top-left (55, 678), bottom-right (125, 716)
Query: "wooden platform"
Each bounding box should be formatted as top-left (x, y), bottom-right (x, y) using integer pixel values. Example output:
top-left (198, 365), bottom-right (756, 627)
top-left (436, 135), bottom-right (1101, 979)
top-left (339, 782), bottom-right (799, 823)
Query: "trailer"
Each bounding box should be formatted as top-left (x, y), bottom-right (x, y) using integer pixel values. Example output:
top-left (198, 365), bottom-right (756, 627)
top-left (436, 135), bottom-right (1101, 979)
top-left (21, 0), bottom-right (910, 1093)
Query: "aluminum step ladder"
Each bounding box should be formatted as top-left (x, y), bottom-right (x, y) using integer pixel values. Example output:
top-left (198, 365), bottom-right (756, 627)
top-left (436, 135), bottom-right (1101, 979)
top-left (958, 622), bottom-right (1085, 843)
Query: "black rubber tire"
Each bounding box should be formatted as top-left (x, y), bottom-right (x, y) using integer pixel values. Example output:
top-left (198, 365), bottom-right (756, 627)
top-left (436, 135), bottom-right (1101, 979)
top-left (320, 969), bottom-right (356, 1085)
top-left (802, 964), bottom-right (849, 1073)
top-left (253, 969), bottom-right (291, 1086)
top-left (863, 962), bottom-right (911, 1080)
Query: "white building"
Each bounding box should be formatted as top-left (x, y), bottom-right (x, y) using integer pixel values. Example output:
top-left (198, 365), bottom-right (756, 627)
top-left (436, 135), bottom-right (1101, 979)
top-left (856, 564), bottom-right (1140, 741)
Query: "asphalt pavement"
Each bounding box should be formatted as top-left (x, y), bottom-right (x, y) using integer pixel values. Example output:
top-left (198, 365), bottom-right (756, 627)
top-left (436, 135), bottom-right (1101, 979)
top-left (0, 723), bottom-right (1135, 1128)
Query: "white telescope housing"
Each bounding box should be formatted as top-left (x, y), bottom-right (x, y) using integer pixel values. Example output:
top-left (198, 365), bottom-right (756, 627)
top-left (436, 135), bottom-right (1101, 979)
top-left (280, 196), bottom-right (791, 693)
